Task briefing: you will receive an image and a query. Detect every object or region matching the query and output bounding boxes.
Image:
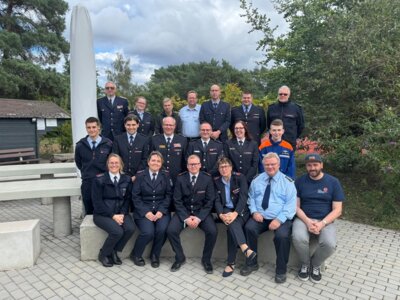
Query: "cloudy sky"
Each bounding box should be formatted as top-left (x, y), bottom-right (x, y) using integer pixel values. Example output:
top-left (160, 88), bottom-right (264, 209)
top-left (64, 0), bottom-right (287, 85)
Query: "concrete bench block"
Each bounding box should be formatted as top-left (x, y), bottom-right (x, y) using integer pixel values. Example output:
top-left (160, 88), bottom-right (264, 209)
top-left (80, 215), bottom-right (301, 267)
top-left (0, 219), bottom-right (41, 270)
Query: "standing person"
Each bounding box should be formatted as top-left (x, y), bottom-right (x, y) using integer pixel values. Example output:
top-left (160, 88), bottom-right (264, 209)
top-left (97, 81), bottom-right (129, 141)
top-left (179, 90), bottom-right (201, 142)
top-left (240, 152), bottom-right (296, 284)
top-left (166, 155), bottom-right (217, 274)
top-left (75, 117), bottom-right (113, 215)
top-left (231, 92), bottom-right (266, 145)
top-left (155, 98), bottom-right (182, 135)
top-left (92, 154), bottom-right (135, 267)
top-left (224, 121), bottom-right (259, 184)
top-left (292, 154), bottom-right (344, 283)
top-left (112, 115), bottom-right (149, 182)
top-left (150, 117), bottom-right (187, 182)
top-left (258, 119), bottom-right (295, 179)
top-left (130, 151), bottom-right (173, 268)
top-left (266, 85), bottom-right (305, 150)
top-left (199, 84), bottom-right (231, 142)
top-left (130, 96), bottom-right (155, 137)
top-left (186, 122), bottom-right (224, 177)
top-left (214, 157), bottom-right (256, 277)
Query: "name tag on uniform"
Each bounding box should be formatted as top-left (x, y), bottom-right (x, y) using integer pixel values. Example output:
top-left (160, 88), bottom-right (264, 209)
top-left (174, 143), bottom-right (181, 147)
top-left (194, 150), bottom-right (201, 153)
top-left (134, 150), bottom-right (142, 153)
top-left (229, 147), bottom-right (236, 150)
top-left (159, 145), bottom-right (166, 149)
top-left (232, 188), bottom-right (240, 194)
top-left (244, 152), bottom-right (252, 154)
top-left (197, 190), bottom-right (206, 194)
top-left (117, 105), bottom-right (123, 109)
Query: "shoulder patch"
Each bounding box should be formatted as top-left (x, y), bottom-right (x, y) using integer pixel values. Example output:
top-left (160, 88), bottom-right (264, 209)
top-left (285, 175), bottom-right (294, 182)
top-left (178, 171), bottom-right (188, 176)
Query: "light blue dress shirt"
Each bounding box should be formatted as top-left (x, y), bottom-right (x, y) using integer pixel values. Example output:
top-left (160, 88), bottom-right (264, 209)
top-left (87, 136), bottom-right (102, 148)
top-left (248, 171), bottom-right (296, 223)
top-left (222, 177), bottom-right (234, 209)
top-left (179, 104), bottom-right (201, 137)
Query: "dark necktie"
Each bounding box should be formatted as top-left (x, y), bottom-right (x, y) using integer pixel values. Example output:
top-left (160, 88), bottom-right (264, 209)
top-left (244, 106), bottom-right (249, 114)
top-left (239, 140), bottom-right (243, 147)
top-left (191, 175), bottom-right (196, 187)
top-left (166, 137), bottom-right (171, 148)
top-left (91, 141), bottom-right (96, 150)
top-left (213, 103), bottom-right (218, 110)
top-left (109, 98), bottom-right (113, 106)
top-left (152, 173), bottom-right (157, 185)
top-left (203, 141), bottom-right (207, 151)
top-left (113, 176), bottom-right (118, 187)
top-left (129, 135), bottom-right (134, 146)
top-left (261, 177), bottom-right (272, 210)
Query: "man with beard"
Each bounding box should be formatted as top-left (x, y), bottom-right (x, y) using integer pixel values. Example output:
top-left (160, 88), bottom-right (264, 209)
top-left (292, 154), bottom-right (345, 283)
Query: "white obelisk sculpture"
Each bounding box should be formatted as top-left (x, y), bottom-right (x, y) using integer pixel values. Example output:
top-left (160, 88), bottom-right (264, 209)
top-left (70, 5), bottom-right (97, 147)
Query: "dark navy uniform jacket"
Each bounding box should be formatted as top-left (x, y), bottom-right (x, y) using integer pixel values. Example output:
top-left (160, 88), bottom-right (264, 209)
top-left (199, 100), bottom-right (231, 141)
top-left (112, 133), bottom-right (149, 177)
top-left (266, 100), bottom-right (305, 149)
top-left (97, 96), bottom-right (129, 140)
top-left (150, 134), bottom-right (187, 181)
top-left (214, 172), bottom-right (250, 220)
top-left (74, 136), bottom-right (113, 180)
top-left (173, 171), bottom-right (215, 222)
top-left (187, 139), bottom-right (224, 177)
top-left (130, 109), bottom-right (155, 137)
top-left (223, 138), bottom-right (259, 183)
top-left (131, 169), bottom-right (173, 219)
top-left (230, 105), bottom-right (266, 145)
top-left (154, 111), bottom-right (182, 135)
top-left (92, 173), bottom-right (132, 217)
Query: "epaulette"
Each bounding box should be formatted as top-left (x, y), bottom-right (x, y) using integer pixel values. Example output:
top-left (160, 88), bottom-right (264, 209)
top-left (233, 172), bottom-right (241, 176)
top-left (161, 169), bottom-right (170, 174)
top-left (252, 173), bottom-right (261, 180)
top-left (119, 96), bottom-right (128, 100)
top-left (178, 171), bottom-right (188, 176)
top-left (214, 176), bottom-right (221, 180)
top-left (96, 173), bottom-right (105, 177)
top-left (136, 169), bottom-right (145, 174)
top-left (202, 171), bottom-right (211, 176)
top-left (285, 175), bottom-right (294, 182)
top-left (137, 132), bottom-right (147, 138)
top-left (212, 139), bottom-right (222, 144)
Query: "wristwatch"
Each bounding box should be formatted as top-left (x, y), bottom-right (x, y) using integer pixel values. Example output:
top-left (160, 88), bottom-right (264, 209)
top-left (322, 219), bottom-right (327, 226)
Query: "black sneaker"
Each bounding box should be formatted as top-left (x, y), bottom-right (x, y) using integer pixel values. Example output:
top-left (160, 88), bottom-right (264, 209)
top-left (298, 264), bottom-right (309, 281)
top-left (310, 266), bottom-right (321, 283)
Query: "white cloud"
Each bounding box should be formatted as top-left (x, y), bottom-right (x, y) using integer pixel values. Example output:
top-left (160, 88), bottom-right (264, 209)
top-left (65, 0), bottom-right (288, 84)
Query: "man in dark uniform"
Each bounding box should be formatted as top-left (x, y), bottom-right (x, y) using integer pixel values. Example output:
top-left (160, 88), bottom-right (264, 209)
top-left (266, 85), bottom-right (305, 150)
top-left (75, 117), bottom-right (113, 215)
top-left (97, 81), bottom-right (129, 141)
top-left (112, 115), bottom-right (149, 181)
top-left (154, 97), bottom-right (182, 135)
top-left (231, 92), bottom-right (266, 145)
top-left (186, 122), bottom-right (224, 177)
top-left (166, 154), bottom-right (217, 274)
top-left (130, 96), bottom-right (155, 137)
top-left (199, 84), bottom-right (231, 142)
top-left (150, 117), bottom-right (187, 182)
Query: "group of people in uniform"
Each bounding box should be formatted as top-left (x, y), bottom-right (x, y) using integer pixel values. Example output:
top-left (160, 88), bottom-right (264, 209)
top-left (74, 82), bottom-right (345, 285)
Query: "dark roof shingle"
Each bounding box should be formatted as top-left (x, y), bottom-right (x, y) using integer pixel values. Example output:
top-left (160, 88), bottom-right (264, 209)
top-left (0, 98), bottom-right (70, 119)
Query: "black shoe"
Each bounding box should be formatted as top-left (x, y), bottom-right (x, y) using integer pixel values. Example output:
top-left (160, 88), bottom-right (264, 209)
top-left (110, 251), bottom-right (122, 265)
top-left (240, 264), bottom-right (259, 276)
top-left (170, 260), bottom-right (186, 272)
top-left (275, 273), bottom-right (287, 284)
top-left (298, 264), bottom-right (309, 281)
top-left (150, 256), bottom-right (160, 268)
top-left (130, 256), bottom-right (145, 267)
top-left (310, 266), bottom-right (322, 283)
top-left (98, 251), bottom-right (113, 267)
top-left (222, 263), bottom-right (235, 278)
top-left (202, 261), bottom-right (213, 274)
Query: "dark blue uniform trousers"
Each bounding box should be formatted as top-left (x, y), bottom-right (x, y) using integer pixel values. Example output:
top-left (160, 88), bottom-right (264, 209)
top-left (93, 214), bottom-right (135, 256)
top-left (81, 178), bottom-right (94, 215)
top-left (132, 214), bottom-right (171, 258)
top-left (167, 214), bottom-right (217, 263)
top-left (244, 218), bottom-right (292, 275)
top-left (222, 208), bottom-right (247, 264)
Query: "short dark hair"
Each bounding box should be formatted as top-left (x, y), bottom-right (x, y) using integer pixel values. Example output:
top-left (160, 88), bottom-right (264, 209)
top-left (147, 151), bottom-right (164, 164)
top-left (85, 117), bottom-right (99, 125)
top-left (124, 114), bottom-right (140, 124)
top-left (217, 157), bottom-right (232, 168)
top-left (270, 119), bottom-right (284, 128)
top-left (231, 120), bottom-right (252, 141)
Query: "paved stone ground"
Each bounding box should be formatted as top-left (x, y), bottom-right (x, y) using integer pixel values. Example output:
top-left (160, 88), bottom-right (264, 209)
top-left (0, 198), bottom-right (399, 300)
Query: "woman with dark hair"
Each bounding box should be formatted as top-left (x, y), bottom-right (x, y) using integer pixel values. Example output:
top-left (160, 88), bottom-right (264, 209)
top-left (130, 151), bottom-right (173, 268)
top-left (214, 157), bottom-right (256, 277)
top-left (92, 153), bottom-right (135, 267)
top-left (224, 120), bottom-right (259, 184)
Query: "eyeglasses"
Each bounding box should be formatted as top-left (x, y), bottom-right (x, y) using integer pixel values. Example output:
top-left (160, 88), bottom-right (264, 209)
top-left (218, 165), bottom-right (231, 169)
top-left (201, 129), bottom-right (211, 132)
top-left (188, 163), bottom-right (200, 167)
top-left (234, 127), bottom-right (244, 130)
top-left (105, 86), bottom-right (115, 90)
top-left (279, 93), bottom-right (288, 96)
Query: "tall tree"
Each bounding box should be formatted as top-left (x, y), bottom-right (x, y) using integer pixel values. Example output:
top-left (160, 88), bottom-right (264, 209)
top-left (0, 0), bottom-right (69, 103)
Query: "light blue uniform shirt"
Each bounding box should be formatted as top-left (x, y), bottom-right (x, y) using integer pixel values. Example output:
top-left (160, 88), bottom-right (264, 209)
top-left (87, 136), bottom-right (102, 148)
top-left (248, 171), bottom-right (296, 223)
top-left (179, 104), bottom-right (201, 137)
top-left (222, 177), bottom-right (234, 209)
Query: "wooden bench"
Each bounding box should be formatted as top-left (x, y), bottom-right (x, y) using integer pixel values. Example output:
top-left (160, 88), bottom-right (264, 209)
top-left (0, 148), bottom-right (40, 165)
top-left (0, 178), bottom-right (81, 237)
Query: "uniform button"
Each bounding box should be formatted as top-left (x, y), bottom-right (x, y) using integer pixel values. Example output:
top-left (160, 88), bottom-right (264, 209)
top-left (167, 161), bottom-right (170, 163)
top-left (167, 155), bottom-right (170, 157)
top-left (240, 161), bottom-right (242, 163)
top-left (239, 167), bottom-right (242, 169)
top-left (153, 190), bottom-right (155, 193)
top-left (167, 167), bottom-right (170, 169)
top-left (240, 155), bottom-right (242, 157)
top-left (153, 196), bottom-right (156, 198)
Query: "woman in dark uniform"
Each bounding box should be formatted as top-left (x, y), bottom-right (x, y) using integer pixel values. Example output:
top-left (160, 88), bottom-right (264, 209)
top-left (131, 151), bottom-right (173, 268)
top-left (224, 120), bottom-right (259, 184)
top-left (92, 153), bottom-right (135, 267)
top-left (214, 157), bottom-right (256, 277)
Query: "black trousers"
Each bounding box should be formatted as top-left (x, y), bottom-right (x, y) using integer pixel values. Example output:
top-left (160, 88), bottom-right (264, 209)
top-left (81, 178), bottom-right (94, 215)
top-left (132, 214), bottom-right (171, 258)
top-left (244, 218), bottom-right (292, 275)
top-left (221, 208), bottom-right (247, 263)
top-left (167, 214), bottom-right (217, 263)
top-left (93, 214), bottom-right (135, 256)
